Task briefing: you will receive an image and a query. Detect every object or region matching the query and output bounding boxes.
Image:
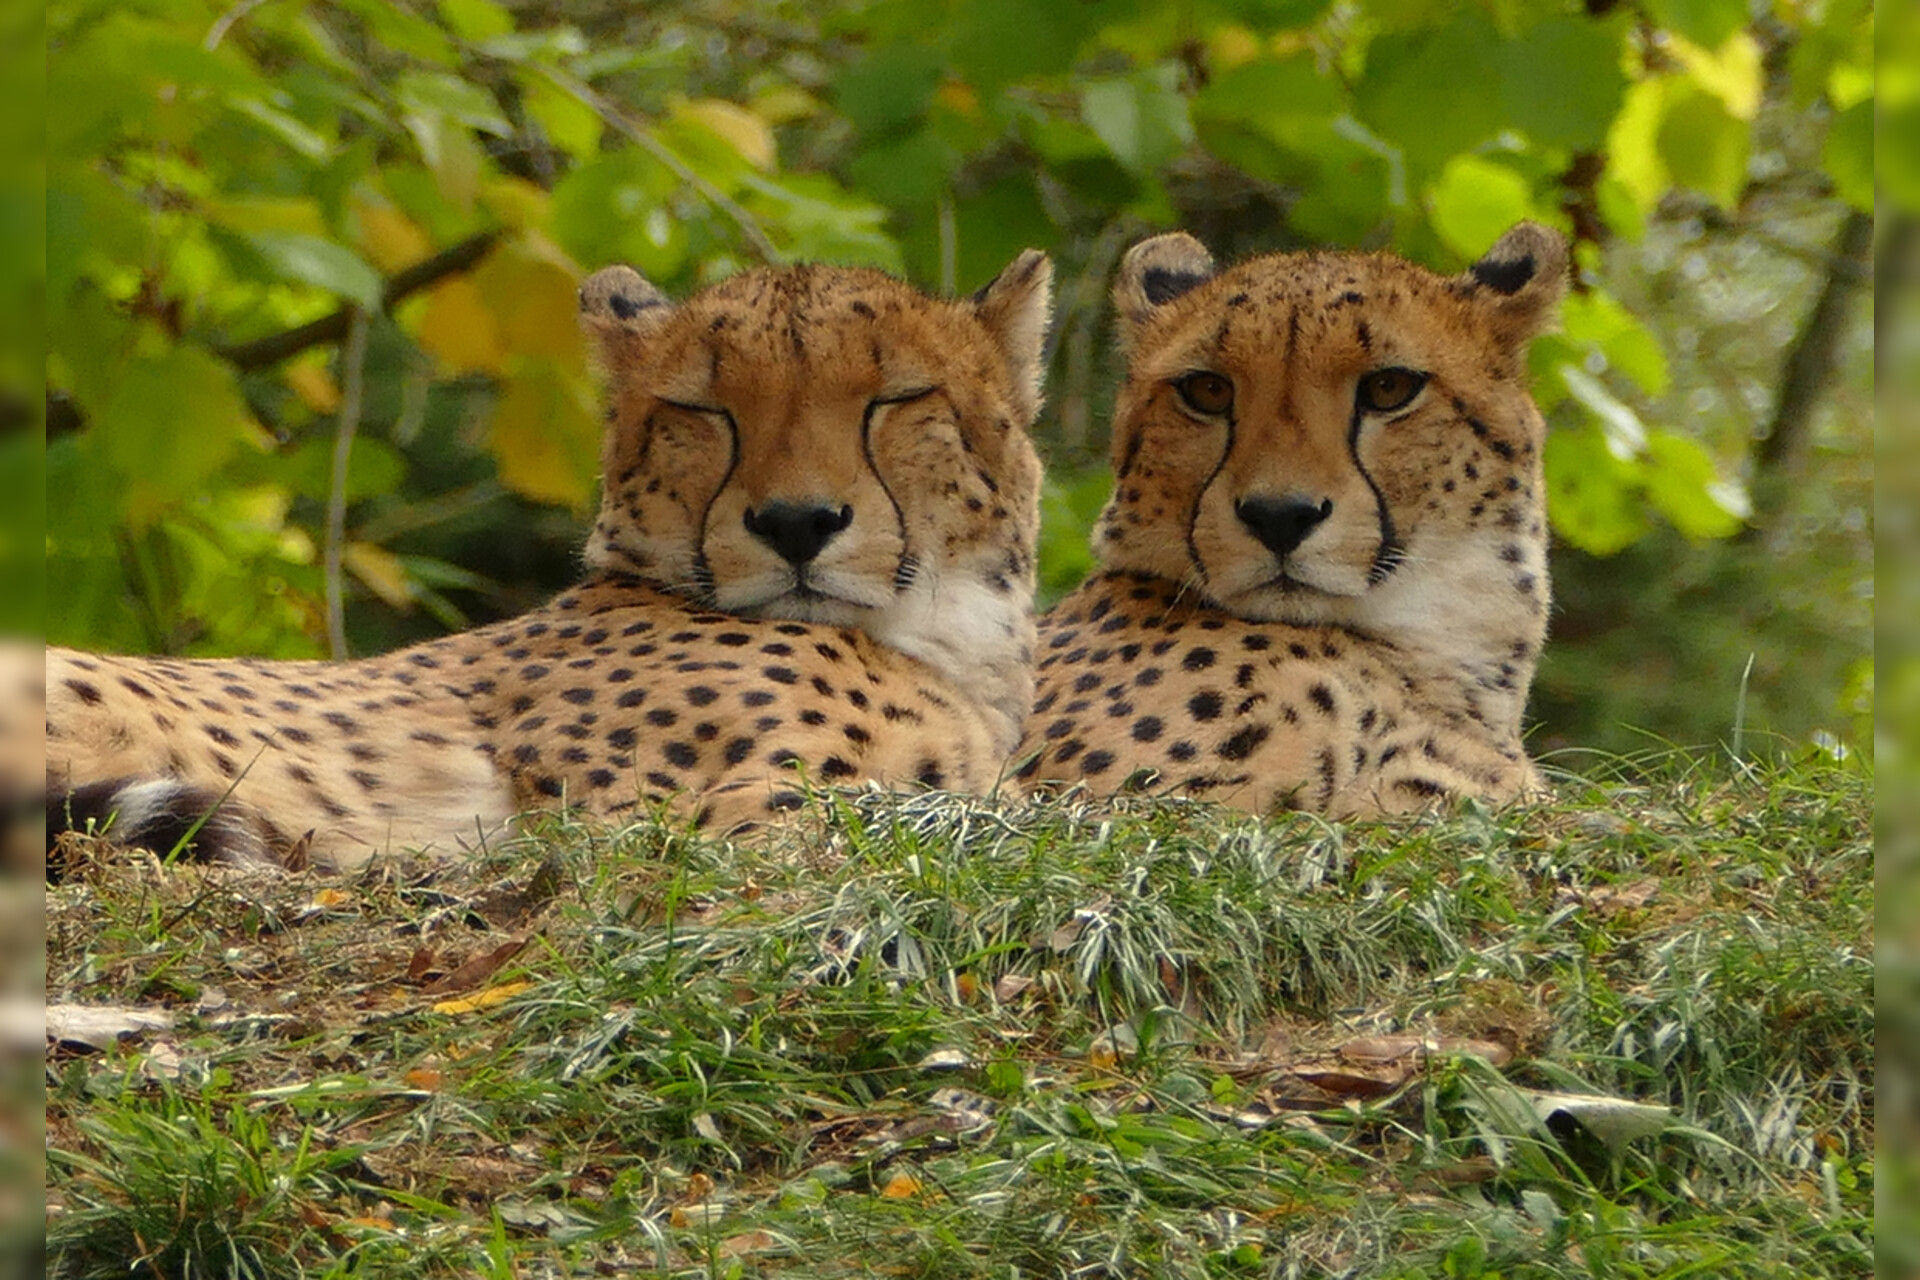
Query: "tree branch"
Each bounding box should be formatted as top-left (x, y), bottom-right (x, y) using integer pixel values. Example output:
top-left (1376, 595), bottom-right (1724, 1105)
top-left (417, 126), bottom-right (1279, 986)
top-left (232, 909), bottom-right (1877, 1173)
top-left (1753, 209), bottom-right (1874, 478)
top-left (217, 229), bottom-right (503, 371)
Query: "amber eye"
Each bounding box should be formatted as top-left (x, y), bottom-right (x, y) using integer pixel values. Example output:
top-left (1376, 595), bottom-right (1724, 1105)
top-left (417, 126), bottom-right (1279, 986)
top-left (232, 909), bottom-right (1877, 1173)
top-left (1357, 367), bottom-right (1428, 414)
top-left (1174, 371), bottom-right (1235, 417)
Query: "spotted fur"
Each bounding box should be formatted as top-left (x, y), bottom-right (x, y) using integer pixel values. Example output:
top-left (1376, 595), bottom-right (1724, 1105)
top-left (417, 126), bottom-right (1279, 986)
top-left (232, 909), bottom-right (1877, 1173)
top-left (1017, 224), bottom-right (1566, 816)
top-left (48, 253), bottom-right (1053, 869)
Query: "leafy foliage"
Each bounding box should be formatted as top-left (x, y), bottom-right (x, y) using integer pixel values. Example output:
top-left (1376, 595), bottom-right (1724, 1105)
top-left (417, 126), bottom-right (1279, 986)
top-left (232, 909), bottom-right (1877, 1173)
top-left (45, 0), bottom-right (1873, 748)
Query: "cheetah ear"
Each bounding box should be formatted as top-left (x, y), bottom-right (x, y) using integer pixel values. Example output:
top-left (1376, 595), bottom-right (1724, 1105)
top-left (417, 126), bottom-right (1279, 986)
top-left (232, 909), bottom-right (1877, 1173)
top-left (579, 264), bottom-right (674, 370)
top-left (1113, 232), bottom-right (1217, 342)
top-left (1460, 222), bottom-right (1568, 342)
top-left (970, 249), bottom-right (1055, 424)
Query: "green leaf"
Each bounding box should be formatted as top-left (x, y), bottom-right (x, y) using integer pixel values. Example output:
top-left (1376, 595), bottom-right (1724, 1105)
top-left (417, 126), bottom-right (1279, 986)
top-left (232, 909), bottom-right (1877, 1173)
top-left (1643, 0), bottom-right (1749, 50)
top-left (1822, 97), bottom-right (1873, 213)
top-left (741, 174), bottom-right (904, 271)
top-left (1081, 65), bottom-right (1195, 177)
top-left (1656, 80), bottom-right (1749, 210)
top-left (396, 72), bottom-right (515, 138)
top-left (336, 0), bottom-right (457, 66)
top-left (521, 74), bottom-right (602, 161)
top-left (1495, 15), bottom-right (1628, 151)
top-left (1557, 363), bottom-right (1647, 460)
top-left (847, 128), bottom-right (958, 208)
top-left (243, 232), bottom-right (383, 309)
top-left (1544, 425), bottom-right (1648, 556)
top-left (1427, 155), bottom-right (1536, 262)
top-left (550, 150), bottom-right (685, 280)
top-left (1643, 431), bottom-right (1747, 540)
top-left (1355, 10), bottom-right (1506, 174)
top-left (1560, 290), bottom-right (1670, 396)
top-left (95, 346), bottom-right (263, 523)
top-left (438, 0), bottom-right (514, 41)
top-left (835, 45), bottom-right (946, 138)
top-left (233, 437), bottom-right (407, 505)
top-left (949, 0), bottom-right (1107, 90)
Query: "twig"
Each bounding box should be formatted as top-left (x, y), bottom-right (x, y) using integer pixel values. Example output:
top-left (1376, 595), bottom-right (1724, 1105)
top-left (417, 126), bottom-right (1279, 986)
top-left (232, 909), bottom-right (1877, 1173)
top-left (1751, 208), bottom-right (1874, 484)
top-left (217, 229), bottom-right (502, 371)
top-left (532, 64), bottom-right (782, 265)
top-left (324, 308), bottom-right (370, 660)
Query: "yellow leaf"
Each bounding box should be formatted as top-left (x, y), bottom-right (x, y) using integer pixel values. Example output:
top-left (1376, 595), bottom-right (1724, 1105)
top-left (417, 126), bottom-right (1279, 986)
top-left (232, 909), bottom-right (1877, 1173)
top-left (934, 80), bottom-right (979, 118)
top-left (344, 542), bottom-right (414, 610)
top-left (472, 235), bottom-right (586, 366)
top-left (750, 85), bottom-right (818, 126)
top-left (488, 359), bottom-right (601, 511)
top-left (481, 176), bottom-right (553, 231)
top-left (431, 980), bottom-right (534, 1015)
top-left (353, 201), bottom-right (433, 273)
top-left (1207, 25), bottom-right (1263, 70)
top-left (202, 196), bottom-right (329, 237)
top-left (404, 1067), bottom-right (444, 1090)
top-left (678, 98), bottom-right (777, 170)
top-left (879, 1172), bottom-right (923, 1199)
top-left (311, 887), bottom-right (354, 908)
top-left (417, 277), bottom-right (505, 375)
top-left (284, 360), bottom-right (341, 414)
top-left (1670, 32), bottom-right (1763, 120)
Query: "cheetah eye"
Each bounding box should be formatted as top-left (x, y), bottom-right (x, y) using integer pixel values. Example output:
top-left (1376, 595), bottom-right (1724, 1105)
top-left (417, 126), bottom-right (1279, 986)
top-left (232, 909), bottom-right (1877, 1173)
top-left (1356, 367), bottom-right (1428, 414)
top-left (1174, 371), bottom-right (1235, 417)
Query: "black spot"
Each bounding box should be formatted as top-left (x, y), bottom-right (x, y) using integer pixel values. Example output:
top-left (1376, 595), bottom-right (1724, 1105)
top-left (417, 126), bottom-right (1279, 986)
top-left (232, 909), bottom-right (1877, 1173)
top-left (685, 686), bottom-right (720, 707)
top-left (1168, 741), bottom-right (1197, 763)
top-left (764, 666), bottom-right (800, 685)
top-left (1187, 691), bottom-right (1223, 721)
top-left (768, 791), bottom-right (806, 812)
top-left (561, 687), bottom-right (594, 705)
top-left (820, 756), bottom-right (858, 780)
top-left (1241, 634), bottom-right (1271, 651)
top-left (1045, 718), bottom-right (1075, 740)
top-left (1135, 668), bottom-right (1162, 687)
top-left (724, 737), bottom-right (755, 766)
top-left (716, 632), bottom-right (752, 646)
top-left (1131, 716), bottom-right (1163, 743)
top-left (1182, 647), bottom-right (1216, 671)
top-left (1308, 684), bottom-right (1336, 715)
top-left (741, 689), bottom-right (776, 707)
top-left (588, 769), bottom-right (617, 788)
top-left (1081, 750), bottom-right (1115, 775)
top-left (617, 689), bottom-right (647, 709)
top-left (1073, 672), bottom-right (1101, 694)
top-left (645, 708), bottom-right (679, 727)
top-left (608, 727), bottom-right (637, 749)
top-left (664, 741), bottom-right (699, 768)
top-left (1218, 725), bottom-right (1270, 761)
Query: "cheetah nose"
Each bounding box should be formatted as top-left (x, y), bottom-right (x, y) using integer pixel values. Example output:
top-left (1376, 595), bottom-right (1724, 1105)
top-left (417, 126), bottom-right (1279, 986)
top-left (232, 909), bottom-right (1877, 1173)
top-left (1235, 494), bottom-right (1333, 559)
top-left (744, 502), bottom-right (854, 566)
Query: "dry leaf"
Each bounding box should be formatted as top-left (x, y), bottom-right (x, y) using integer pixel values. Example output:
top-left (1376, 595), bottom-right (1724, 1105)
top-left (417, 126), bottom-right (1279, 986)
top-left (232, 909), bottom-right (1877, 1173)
top-left (1292, 1064), bottom-right (1413, 1099)
top-left (406, 947), bottom-right (438, 983)
top-left (879, 1172), bottom-right (923, 1199)
top-left (46, 1003), bottom-right (174, 1050)
top-left (719, 1229), bottom-right (779, 1258)
top-left (424, 937), bottom-right (530, 996)
top-left (669, 1202), bottom-right (725, 1229)
top-left (404, 1067), bottom-right (444, 1091)
top-left (993, 973), bottom-right (1035, 1002)
top-left (430, 980), bottom-right (533, 1015)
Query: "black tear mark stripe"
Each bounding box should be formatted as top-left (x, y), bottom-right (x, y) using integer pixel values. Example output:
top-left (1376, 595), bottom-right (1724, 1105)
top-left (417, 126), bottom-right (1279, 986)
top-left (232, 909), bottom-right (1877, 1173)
top-left (860, 397), bottom-right (913, 587)
top-left (1346, 368), bottom-right (1402, 581)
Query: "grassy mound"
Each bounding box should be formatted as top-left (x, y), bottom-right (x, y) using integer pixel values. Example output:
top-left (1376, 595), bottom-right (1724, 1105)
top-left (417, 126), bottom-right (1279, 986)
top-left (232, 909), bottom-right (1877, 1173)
top-left (45, 755), bottom-right (1873, 1278)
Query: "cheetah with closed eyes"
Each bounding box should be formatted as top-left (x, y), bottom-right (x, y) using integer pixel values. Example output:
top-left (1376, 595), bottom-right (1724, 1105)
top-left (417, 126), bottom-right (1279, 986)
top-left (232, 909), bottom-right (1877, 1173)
top-left (48, 251), bottom-right (1054, 869)
top-left (1017, 223), bottom-right (1566, 816)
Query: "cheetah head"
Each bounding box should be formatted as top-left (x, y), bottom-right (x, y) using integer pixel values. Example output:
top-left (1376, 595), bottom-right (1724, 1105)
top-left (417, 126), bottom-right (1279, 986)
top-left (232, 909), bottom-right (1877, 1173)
top-left (578, 253), bottom-right (1053, 734)
top-left (1094, 223), bottom-right (1566, 691)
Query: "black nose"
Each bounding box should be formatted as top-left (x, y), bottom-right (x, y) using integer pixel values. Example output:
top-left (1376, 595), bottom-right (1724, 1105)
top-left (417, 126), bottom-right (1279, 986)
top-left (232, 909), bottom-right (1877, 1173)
top-left (1235, 495), bottom-right (1333, 559)
top-left (743, 502), bottom-right (854, 566)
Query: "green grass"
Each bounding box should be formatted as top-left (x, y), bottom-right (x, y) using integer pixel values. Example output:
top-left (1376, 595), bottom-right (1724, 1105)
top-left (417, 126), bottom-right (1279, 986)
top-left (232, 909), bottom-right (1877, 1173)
top-left (45, 753), bottom-right (1873, 1278)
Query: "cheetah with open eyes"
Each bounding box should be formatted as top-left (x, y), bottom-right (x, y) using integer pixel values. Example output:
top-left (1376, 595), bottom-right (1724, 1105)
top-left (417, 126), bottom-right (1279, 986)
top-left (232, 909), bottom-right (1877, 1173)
top-left (48, 251), bottom-right (1054, 869)
top-left (1016, 223), bottom-right (1566, 817)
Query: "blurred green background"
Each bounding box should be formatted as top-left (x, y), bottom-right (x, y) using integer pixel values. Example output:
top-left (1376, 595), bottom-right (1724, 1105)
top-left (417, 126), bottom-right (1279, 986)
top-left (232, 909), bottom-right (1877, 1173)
top-left (44, 0), bottom-right (1881, 762)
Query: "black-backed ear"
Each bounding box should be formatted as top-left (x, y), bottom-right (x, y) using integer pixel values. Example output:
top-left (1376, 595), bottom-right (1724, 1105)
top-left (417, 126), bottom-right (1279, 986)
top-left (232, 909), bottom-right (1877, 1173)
top-left (1460, 222), bottom-right (1568, 342)
top-left (579, 265), bottom-right (674, 370)
top-left (1113, 232), bottom-right (1217, 343)
top-left (971, 249), bottom-right (1055, 424)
